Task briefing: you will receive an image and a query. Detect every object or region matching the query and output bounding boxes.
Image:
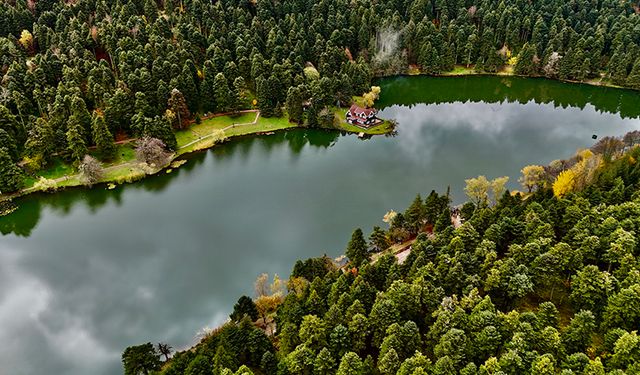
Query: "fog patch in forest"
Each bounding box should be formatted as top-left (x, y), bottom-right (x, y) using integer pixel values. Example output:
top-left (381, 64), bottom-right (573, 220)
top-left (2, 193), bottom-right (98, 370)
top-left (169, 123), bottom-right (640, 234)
top-left (374, 27), bottom-right (401, 63)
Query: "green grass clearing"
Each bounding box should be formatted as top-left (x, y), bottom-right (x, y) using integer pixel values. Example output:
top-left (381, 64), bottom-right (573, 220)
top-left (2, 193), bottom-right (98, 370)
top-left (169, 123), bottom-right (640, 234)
top-left (175, 112), bottom-right (257, 146)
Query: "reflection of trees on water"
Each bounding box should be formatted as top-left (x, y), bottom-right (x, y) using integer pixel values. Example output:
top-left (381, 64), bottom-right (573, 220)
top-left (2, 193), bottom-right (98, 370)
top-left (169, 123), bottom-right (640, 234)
top-left (377, 76), bottom-right (640, 119)
top-left (0, 129), bottom-right (341, 236)
top-left (0, 187), bottom-right (126, 237)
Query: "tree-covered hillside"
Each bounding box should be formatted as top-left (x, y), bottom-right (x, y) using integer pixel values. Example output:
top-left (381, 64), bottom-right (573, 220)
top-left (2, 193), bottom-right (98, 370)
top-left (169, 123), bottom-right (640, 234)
top-left (123, 137), bottom-right (640, 374)
top-left (2, 0), bottom-right (640, 191)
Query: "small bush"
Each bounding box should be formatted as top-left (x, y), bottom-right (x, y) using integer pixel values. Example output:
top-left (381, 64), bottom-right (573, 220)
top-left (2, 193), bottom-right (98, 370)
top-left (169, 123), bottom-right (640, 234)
top-left (78, 155), bottom-right (104, 186)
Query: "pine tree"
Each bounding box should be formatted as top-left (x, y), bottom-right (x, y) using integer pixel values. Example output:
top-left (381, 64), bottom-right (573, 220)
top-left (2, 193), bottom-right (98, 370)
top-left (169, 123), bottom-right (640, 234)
top-left (273, 101), bottom-right (283, 118)
top-left (91, 113), bottom-right (115, 160)
top-left (0, 105), bottom-right (24, 147)
top-left (232, 76), bottom-right (248, 112)
top-left (369, 226), bottom-right (390, 252)
top-left (70, 95), bottom-right (92, 134)
top-left (256, 76), bottom-right (275, 117)
top-left (66, 116), bottom-right (87, 164)
top-left (286, 86), bottom-right (304, 124)
top-left (167, 89), bottom-right (191, 129)
top-left (178, 62), bottom-right (199, 113)
top-left (346, 228), bottom-right (368, 266)
top-left (145, 116), bottom-right (177, 150)
top-left (609, 48), bottom-right (629, 85)
top-left (434, 208), bottom-right (452, 232)
top-left (405, 194), bottom-right (426, 235)
top-left (378, 348), bottom-right (401, 375)
top-left (336, 352), bottom-right (363, 375)
top-left (578, 58), bottom-right (591, 82)
top-left (0, 146), bottom-right (24, 192)
top-left (514, 43), bottom-right (538, 76)
top-left (306, 104), bottom-right (319, 127)
top-left (0, 129), bottom-right (18, 162)
top-left (213, 73), bottom-right (231, 113)
top-left (626, 58), bottom-right (640, 90)
top-left (314, 347), bottom-right (336, 375)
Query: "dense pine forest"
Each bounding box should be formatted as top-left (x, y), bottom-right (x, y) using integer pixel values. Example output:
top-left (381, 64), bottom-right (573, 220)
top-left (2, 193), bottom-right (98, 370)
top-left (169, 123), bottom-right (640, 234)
top-left (2, 0), bottom-right (640, 192)
top-left (120, 136), bottom-right (640, 374)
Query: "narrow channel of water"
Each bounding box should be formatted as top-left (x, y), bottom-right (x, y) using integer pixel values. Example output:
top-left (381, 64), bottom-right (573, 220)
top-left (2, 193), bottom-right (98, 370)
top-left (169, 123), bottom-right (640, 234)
top-left (0, 76), bottom-right (638, 375)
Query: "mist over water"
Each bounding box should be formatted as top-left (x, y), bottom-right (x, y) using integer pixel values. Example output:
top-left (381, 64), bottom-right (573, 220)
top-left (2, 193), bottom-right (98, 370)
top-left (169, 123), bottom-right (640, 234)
top-left (1, 76), bottom-right (639, 375)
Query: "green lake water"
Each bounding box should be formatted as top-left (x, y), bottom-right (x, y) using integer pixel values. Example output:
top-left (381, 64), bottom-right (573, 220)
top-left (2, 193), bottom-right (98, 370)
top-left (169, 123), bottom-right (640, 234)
top-left (1, 76), bottom-right (639, 375)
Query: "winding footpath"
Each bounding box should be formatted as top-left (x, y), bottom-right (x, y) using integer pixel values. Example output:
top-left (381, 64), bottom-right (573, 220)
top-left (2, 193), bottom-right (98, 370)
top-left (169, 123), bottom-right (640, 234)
top-left (179, 110), bottom-right (260, 150)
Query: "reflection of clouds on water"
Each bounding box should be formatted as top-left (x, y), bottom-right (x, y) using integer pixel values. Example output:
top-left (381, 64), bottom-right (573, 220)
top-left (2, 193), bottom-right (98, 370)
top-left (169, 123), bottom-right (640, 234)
top-left (2, 93), bottom-right (640, 375)
top-left (381, 101), bottom-right (640, 166)
top-left (0, 247), bottom-right (116, 375)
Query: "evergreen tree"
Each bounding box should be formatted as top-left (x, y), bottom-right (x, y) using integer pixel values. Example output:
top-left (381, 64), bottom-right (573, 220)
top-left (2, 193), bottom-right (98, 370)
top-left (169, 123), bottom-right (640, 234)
top-left (346, 228), bottom-right (368, 266)
top-left (231, 296), bottom-right (259, 322)
top-left (145, 116), bottom-right (177, 151)
top-left (70, 95), bottom-right (92, 134)
top-left (286, 86), bottom-right (304, 124)
top-left (314, 347), bottom-right (336, 375)
top-left (91, 113), bottom-right (115, 160)
top-left (178, 62), bottom-right (199, 113)
top-left (168, 89), bottom-right (191, 129)
top-left (232, 76), bottom-right (248, 112)
top-left (200, 63), bottom-right (217, 114)
top-left (213, 73), bottom-right (231, 113)
top-left (0, 147), bottom-right (24, 192)
top-left (66, 116), bottom-right (87, 164)
top-left (405, 194), bottom-right (426, 235)
top-left (434, 208), bottom-right (452, 232)
top-left (122, 343), bottom-right (161, 375)
top-left (0, 129), bottom-right (18, 162)
top-left (336, 352), bottom-right (363, 375)
top-left (626, 58), bottom-right (640, 90)
top-left (514, 43), bottom-right (538, 76)
top-left (306, 104), bottom-right (319, 128)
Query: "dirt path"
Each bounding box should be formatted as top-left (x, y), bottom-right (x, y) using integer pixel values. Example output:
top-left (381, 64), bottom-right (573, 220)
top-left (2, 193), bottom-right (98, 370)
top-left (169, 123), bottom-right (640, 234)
top-left (178, 111), bottom-right (261, 150)
top-left (21, 161), bottom-right (142, 194)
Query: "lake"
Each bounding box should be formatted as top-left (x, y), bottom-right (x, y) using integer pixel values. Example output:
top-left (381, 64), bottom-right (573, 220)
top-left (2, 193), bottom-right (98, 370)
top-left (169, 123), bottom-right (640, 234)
top-left (1, 75), bottom-right (639, 375)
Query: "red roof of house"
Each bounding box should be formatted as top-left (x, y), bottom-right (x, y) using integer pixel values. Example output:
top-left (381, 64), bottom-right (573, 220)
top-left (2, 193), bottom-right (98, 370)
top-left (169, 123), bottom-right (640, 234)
top-left (348, 104), bottom-right (377, 117)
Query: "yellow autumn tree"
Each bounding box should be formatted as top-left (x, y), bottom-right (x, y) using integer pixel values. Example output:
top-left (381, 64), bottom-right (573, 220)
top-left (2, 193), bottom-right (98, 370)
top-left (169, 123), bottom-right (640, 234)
top-left (519, 165), bottom-right (546, 192)
top-left (464, 175), bottom-right (491, 205)
top-left (363, 86), bottom-right (381, 107)
top-left (572, 149), bottom-right (602, 190)
top-left (19, 30), bottom-right (33, 51)
top-left (553, 169), bottom-right (577, 197)
top-left (253, 273), bottom-right (285, 333)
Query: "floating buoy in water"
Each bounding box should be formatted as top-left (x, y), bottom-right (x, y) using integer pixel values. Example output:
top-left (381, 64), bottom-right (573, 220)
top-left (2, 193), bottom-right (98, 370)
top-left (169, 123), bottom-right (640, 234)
top-left (592, 134), bottom-right (598, 139)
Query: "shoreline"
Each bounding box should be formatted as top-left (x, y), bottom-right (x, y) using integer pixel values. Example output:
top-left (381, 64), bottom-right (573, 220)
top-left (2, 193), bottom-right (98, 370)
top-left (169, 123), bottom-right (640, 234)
top-left (2, 70), bottom-right (636, 205)
top-left (0, 113), bottom-right (394, 204)
top-left (378, 64), bottom-right (631, 91)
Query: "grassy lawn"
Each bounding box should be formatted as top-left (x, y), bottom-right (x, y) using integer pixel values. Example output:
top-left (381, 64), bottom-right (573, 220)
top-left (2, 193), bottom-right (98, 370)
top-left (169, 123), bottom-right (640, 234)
top-left (442, 65), bottom-right (478, 75)
top-left (176, 114), bottom-right (297, 155)
top-left (109, 143), bottom-right (136, 164)
top-left (23, 158), bottom-right (75, 188)
top-left (226, 116), bottom-right (294, 137)
top-left (337, 121), bottom-right (394, 135)
top-left (101, 164), bottom-right (146, 184)
top-left (175, 112), bottom-right (257, 146)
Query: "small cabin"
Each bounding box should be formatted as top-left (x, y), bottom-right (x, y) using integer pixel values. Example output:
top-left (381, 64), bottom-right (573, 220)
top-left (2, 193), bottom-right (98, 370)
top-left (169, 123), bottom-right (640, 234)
top-left (346, 104), bottom-right (378, 128)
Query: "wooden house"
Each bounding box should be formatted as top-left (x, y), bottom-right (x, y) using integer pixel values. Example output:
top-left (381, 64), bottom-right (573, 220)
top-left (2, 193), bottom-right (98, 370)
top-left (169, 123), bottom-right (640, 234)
top-left (346, 104), bottom-right (379, 127)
